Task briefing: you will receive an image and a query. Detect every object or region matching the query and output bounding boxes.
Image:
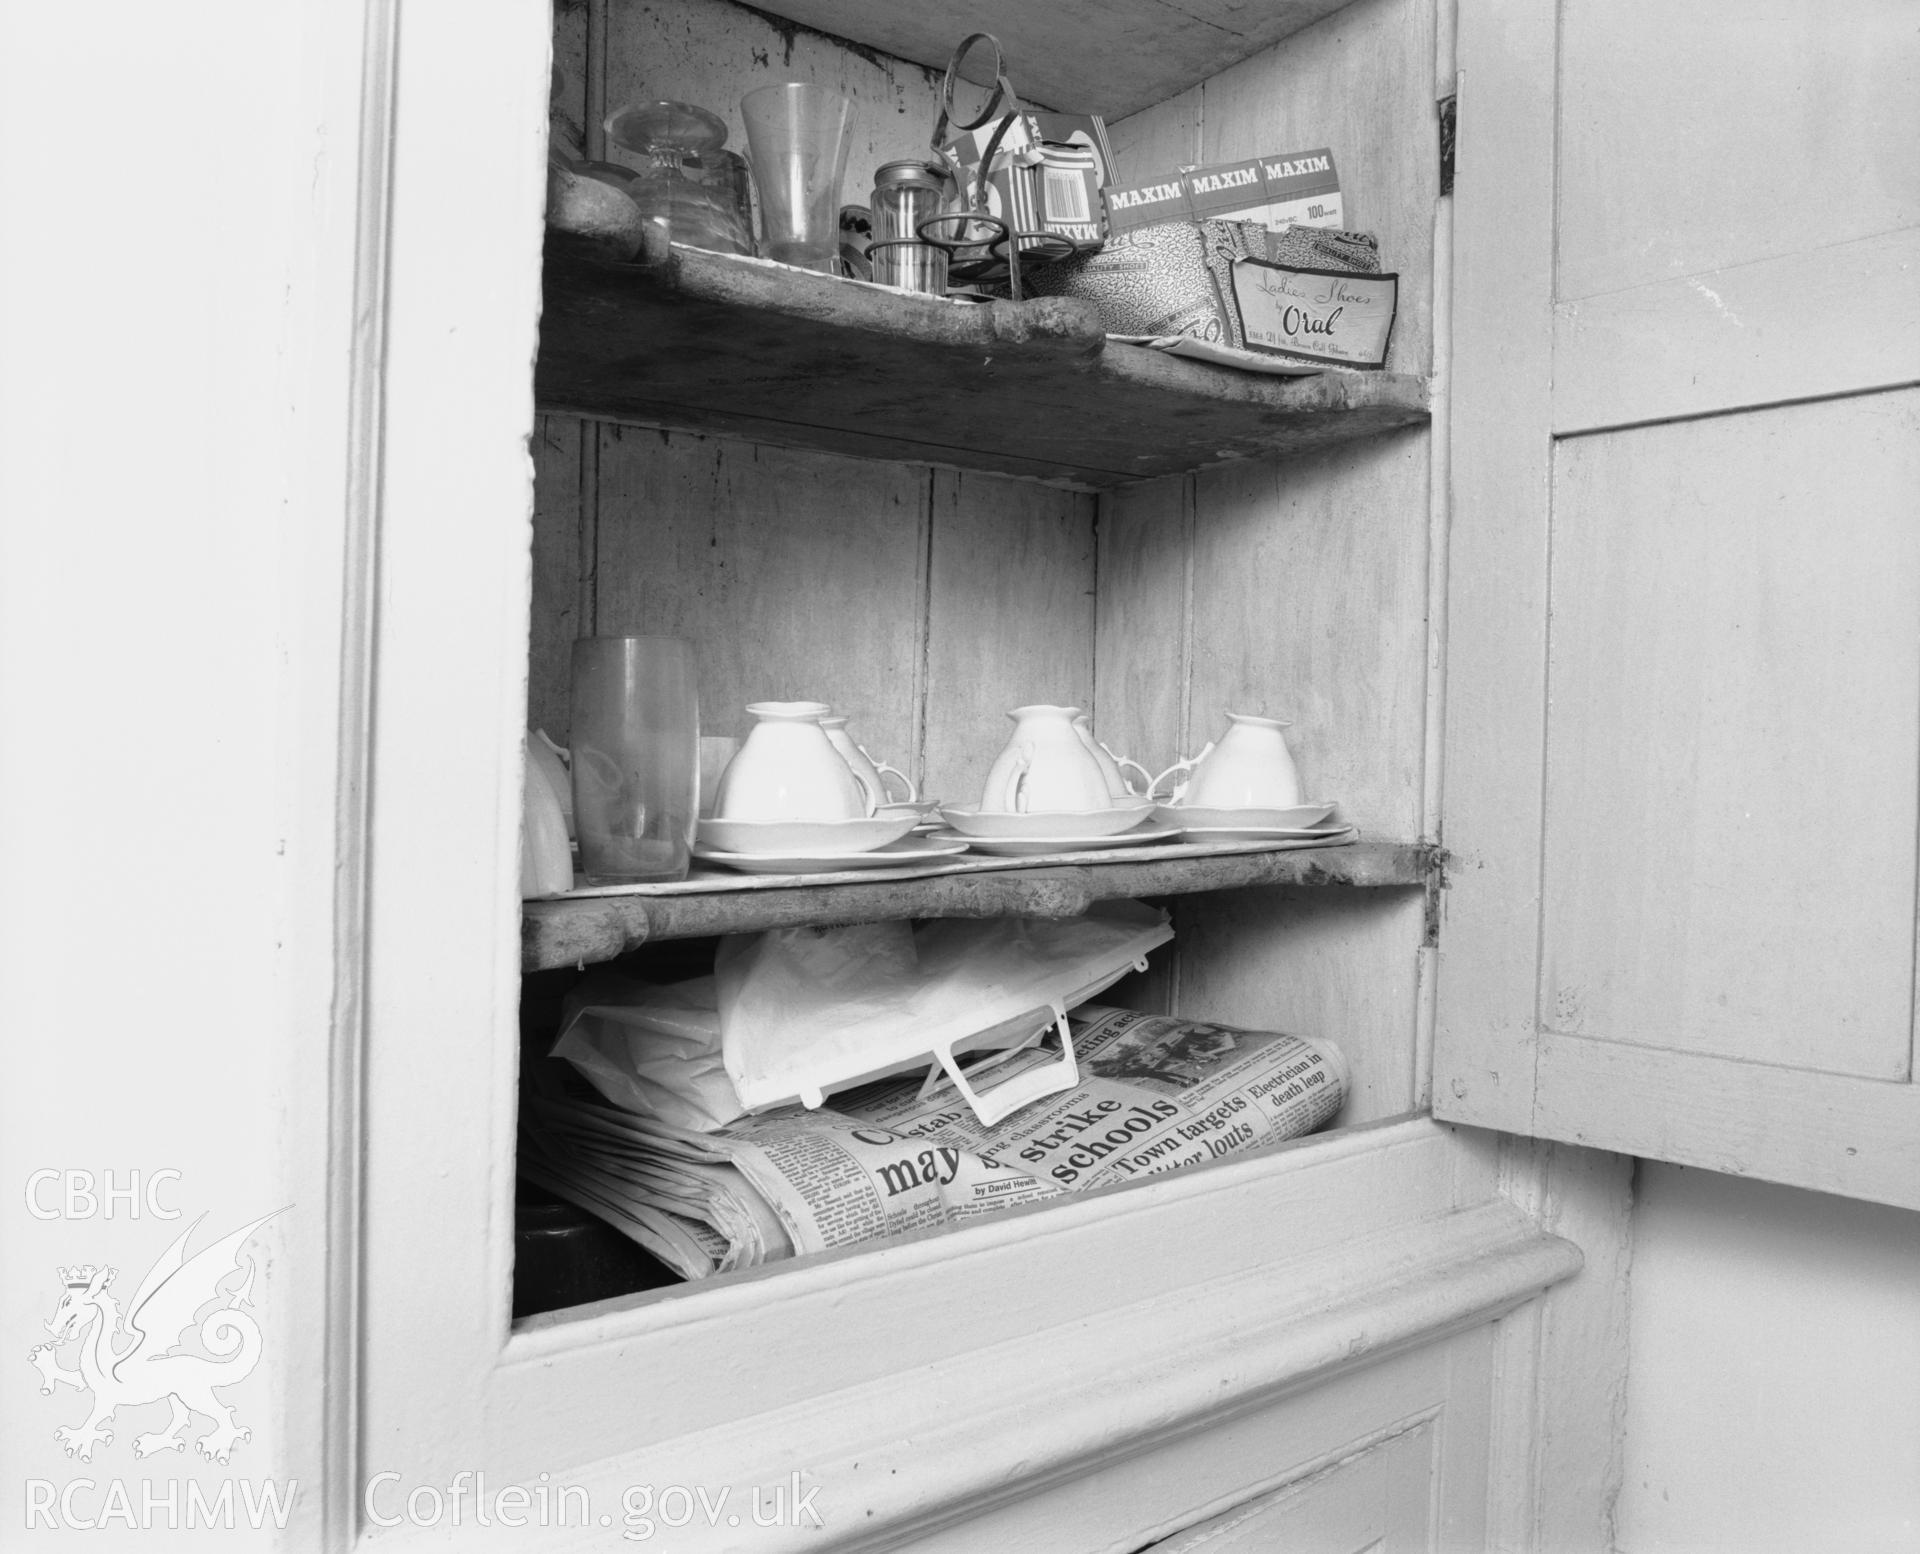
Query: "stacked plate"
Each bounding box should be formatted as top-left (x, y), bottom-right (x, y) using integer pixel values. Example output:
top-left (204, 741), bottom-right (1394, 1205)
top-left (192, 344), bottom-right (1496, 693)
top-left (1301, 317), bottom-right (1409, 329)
top-left (1152, 801), bottom-right (1344, 840)
top-left (876, 798), bottom-right (945, 833)
top-left (693, 813), bottom-right (966, 874)
top-left (931, 799), bottom-right (1179, 857)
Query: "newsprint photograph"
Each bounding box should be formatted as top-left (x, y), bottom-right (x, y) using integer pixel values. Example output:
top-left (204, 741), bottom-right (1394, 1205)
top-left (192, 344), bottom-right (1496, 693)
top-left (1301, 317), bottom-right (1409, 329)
top-left (2, 0), bottom-right (1916, 1550)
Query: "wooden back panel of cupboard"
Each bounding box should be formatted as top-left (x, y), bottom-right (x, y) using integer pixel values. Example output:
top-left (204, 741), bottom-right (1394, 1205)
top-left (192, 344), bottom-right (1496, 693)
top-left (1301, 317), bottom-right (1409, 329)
top-left (1438, 0), bottom-right (1920, 1205)
top-left (1096, 0), bottom-right (1442, 1121)
top-left (531, 0), bottom-right (1077, 808)
top-left (529, 423), bottom-right (1097, 808)
top-left (531, 0), bottom-right (1448, 1122)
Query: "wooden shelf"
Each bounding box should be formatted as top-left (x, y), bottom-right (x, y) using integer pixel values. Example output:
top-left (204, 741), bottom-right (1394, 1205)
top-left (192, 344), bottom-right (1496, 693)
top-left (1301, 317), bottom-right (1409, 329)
top-left (534, 235), bottom-right (1429, 490)
top-left (522, 840), bottom-right (1433, 971)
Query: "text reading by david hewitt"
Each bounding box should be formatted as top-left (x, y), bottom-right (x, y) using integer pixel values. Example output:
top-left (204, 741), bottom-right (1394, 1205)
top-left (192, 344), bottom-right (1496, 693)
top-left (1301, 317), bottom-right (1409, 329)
top-left (24, 1477), bottom-right (298, 1531)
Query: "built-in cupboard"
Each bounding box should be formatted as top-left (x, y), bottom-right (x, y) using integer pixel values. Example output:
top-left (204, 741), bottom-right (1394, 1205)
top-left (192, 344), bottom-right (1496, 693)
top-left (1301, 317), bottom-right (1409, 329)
top-left (342, 0), bottom-right (1919, 1547)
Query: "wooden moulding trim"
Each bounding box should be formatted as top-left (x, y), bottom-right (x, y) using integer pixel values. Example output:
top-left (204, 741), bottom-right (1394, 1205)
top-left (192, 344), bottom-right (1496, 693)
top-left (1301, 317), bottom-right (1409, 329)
top-left (530, 1200), bottom-right (1579, 1554)
top-left (521, 840), bottom-right (1437, 969)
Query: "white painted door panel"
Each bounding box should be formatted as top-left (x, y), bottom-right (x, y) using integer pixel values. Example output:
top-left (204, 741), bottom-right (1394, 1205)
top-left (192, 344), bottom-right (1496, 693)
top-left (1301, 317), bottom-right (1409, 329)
top-left (1438, 0), bottom-right (1920, 1204)
top-left (1541, 394), bottom-right (1920, 1078)
top-left (1138, 1412), bottom-right (1440, 1553)
top-left (887, 1320), bottom-right (1495, 1554)
top-left (1552, 0), bottom-right (1918, 302)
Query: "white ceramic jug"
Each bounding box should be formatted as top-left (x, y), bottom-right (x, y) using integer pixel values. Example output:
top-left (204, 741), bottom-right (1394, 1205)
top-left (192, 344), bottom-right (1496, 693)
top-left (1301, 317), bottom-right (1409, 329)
top-left (1072, 713), bottom-right (1152, 799)
top-left (821, 713), bottom-right (918, 810)
top-left (979, 704), bottom-right (1116, 814)
top-left (1154, 713), bottom-right (1302, 809)
top-left (520, 732), bottom-right (574, 897)
top-left (713, 701), bottom-right (874, 822)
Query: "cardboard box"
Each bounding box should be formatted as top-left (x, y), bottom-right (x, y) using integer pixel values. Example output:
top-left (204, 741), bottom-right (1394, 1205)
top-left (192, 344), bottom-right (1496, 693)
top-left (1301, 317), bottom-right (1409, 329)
top-left (943, 111), bottom-right (1116, 252)
top-left (1016, 218), bottom-right (1397, 372)
top-left (1228, 257), bottom-right (1397, 368)
top-left (1104, 146), bottom-right (1343, 236)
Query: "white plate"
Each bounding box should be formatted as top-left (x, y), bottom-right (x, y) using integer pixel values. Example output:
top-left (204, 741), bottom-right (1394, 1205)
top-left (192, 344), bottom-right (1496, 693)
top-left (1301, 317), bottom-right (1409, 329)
top-left (696, 812), bottom-right (918, 855)
top-left (1154, 802), bottom-right (1337, 830)
top-left (692, 836), bottom-right (969, 874)
top-left (929, 823), bottom-right (1183, 857)
top-left (938, 800), bottom-right (1157, 839)
top-left (1174, 823), bottom-right (1356, 842)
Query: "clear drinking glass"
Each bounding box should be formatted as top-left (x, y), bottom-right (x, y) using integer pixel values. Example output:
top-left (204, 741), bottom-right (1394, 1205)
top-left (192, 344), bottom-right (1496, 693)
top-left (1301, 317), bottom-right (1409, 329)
top-left (740, 83), bottom-right (855, 271)
top-left (569, 636), bottom-right (699, 882)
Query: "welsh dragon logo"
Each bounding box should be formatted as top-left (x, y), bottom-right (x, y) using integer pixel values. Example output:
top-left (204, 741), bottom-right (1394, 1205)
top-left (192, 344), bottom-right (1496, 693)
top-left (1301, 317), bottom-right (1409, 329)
top-left (27, 1210), bottom-right (279, 1464)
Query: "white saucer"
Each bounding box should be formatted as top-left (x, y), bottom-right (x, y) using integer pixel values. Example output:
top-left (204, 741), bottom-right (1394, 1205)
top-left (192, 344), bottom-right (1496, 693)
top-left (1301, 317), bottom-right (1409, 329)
top-left (692, 836), bottom-right (969, 875)
top-left (697, 813), bottom-right (918, 855)
top-left (938, 800), bottom-right (1157, 840)
top-left (1154, 802), bottom-right (1337, 830)
top-left (930, 822), bottom-right (1182, 857)
top-left (1175, 823), bottom-right (1356, 843)
top-left (877, 799), bottom-right (941, 821)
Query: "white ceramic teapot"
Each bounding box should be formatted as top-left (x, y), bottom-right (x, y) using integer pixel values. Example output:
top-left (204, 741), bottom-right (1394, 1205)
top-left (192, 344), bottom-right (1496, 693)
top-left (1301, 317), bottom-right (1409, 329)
top-left (1154, 713), bottom-right (1302, 809)
top-left (713, 701), bottom-right (874, 821)
top-left (979, 704), bottom-right (1116, 814)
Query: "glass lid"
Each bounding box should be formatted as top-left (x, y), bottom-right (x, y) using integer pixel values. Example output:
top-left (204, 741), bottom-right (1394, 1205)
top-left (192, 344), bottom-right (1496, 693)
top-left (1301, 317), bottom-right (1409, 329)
top-left (603, 100), bottom-right (730, 156)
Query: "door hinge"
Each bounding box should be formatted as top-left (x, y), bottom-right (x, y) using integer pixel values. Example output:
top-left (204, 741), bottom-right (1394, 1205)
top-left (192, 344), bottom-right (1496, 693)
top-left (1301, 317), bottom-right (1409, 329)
top-left (1438, 94), bottom-right (1457, 196)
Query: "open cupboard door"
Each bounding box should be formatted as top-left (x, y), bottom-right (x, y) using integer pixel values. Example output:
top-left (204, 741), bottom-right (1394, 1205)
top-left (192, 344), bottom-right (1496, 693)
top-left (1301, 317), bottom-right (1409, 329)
top-left (1437, 0), bottom-right (1920, 1206)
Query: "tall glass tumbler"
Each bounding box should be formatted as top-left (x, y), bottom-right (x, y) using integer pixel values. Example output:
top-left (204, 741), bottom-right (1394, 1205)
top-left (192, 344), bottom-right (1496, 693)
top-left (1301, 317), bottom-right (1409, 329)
top-left (569, 636), bottom-right (699, 882)
top-left (740, 83), bottom-right (854, 272)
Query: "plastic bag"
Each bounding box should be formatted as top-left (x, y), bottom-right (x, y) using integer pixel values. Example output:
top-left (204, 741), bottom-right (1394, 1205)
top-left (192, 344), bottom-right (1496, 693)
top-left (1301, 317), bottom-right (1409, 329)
top-left (716, 901), bottom-right (1173, 1125)
top-left (549, 972), bottom-right (748, 1132)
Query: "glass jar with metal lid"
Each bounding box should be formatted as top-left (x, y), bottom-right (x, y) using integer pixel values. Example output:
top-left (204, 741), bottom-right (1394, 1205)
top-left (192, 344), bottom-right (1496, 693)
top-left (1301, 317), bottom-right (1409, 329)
top-left (868, 160), bottom-right (951, 295)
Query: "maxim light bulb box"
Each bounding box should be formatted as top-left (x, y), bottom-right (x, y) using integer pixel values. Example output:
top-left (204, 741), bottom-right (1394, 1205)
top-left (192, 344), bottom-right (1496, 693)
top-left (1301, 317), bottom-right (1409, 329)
top-left (1104, 147), bottom-right (1344, 235)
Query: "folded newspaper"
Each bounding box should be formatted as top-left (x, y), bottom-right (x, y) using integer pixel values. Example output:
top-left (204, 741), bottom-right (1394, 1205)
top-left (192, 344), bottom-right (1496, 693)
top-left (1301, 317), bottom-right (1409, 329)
top-left (525, 1004), bottom-right (1350, 1282)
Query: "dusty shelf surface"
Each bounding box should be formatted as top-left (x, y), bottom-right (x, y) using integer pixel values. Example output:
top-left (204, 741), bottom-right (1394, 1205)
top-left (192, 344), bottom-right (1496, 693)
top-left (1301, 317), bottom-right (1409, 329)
top-left (534, 236), bottom-right (1429, 489)
top-left (523, 839), bottom-right (1434, 970)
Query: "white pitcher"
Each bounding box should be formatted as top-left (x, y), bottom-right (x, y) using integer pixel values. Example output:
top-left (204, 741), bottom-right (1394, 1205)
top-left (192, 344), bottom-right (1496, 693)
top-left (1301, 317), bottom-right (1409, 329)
top-left (979, 704), bottom-right (1115, 814)
top-left (713, 701), bottom-right (874, 822)
top-left (1154, 713), bottom-right (1302, 809)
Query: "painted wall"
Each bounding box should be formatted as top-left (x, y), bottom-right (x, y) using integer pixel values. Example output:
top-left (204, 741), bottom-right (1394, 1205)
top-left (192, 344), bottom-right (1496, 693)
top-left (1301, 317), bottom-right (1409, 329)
top-left (1616, 1164), bottom-right (1920, 1554)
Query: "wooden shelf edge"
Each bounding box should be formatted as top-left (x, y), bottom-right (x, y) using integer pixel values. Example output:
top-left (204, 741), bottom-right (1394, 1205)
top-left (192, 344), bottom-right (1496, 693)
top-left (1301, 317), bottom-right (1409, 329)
top-left (522, 840), bottom-right (1436, 971)
top-left (534, 234), bottom-right (1431, 488)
